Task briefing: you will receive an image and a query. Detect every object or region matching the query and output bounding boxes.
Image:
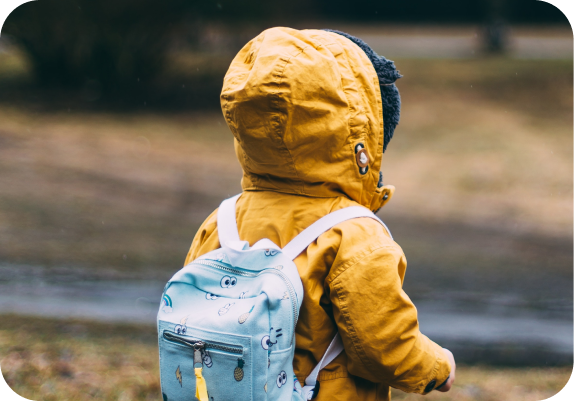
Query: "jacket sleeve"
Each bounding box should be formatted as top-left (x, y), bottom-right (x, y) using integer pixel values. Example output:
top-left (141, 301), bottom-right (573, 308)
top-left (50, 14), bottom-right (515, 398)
top-left (327, 219), bottom-right (451, 394)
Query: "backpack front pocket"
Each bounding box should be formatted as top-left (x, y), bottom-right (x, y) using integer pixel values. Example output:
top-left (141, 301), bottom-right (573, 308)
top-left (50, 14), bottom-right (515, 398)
top-left (159, 322), bottom-right (252, 401)
top-left (267, 346), bottom-right (300, 401)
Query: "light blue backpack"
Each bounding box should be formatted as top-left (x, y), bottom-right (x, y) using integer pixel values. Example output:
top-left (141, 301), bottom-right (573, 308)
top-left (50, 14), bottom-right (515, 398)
top-left (157, 194), bottom-right (391, 401)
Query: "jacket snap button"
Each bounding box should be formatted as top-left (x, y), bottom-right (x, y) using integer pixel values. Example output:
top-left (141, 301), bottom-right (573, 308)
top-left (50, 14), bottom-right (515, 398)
top-left (355, 149), bottom-right (369, 168)
top-left (382, 193), bottom-right (389, 201)
top-left (424, 380), bottom-right (437, 393)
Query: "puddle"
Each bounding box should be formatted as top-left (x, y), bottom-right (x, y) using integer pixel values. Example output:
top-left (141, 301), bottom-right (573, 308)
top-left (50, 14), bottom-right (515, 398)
top-left (417, 301), bottom-right (573, 364)
top-left (0, 265), bottom-right (571, 365)
top-left (0, 279), bottom-right (163, 323)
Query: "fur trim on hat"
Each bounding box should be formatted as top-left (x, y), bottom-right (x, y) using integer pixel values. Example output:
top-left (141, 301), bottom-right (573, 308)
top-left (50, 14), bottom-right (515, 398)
top-left (323, 29), bottom-right (401, 152)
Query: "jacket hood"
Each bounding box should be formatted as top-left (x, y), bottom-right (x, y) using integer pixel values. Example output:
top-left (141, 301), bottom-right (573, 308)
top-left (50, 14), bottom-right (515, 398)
top-left (221, 27), bottom-right (398, 211)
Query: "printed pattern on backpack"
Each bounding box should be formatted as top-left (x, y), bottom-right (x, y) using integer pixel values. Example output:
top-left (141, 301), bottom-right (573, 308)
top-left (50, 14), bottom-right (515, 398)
top-left (157, 194), bottom-right (390, 401)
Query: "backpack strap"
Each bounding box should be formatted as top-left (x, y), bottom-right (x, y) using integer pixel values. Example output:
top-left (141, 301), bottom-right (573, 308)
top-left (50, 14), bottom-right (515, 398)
top-left (283, 206), bottom-right (391, 399)
top-left (282, 206), bottom-right (392, 261)
top-left (217, 194), bottom-right (392, 400)
top-left (301, 333), bottom-right (344, 400)
top-left (217, 195), bottom-right (392, 253)
top-left (217, 194), bottom-right (241, 246)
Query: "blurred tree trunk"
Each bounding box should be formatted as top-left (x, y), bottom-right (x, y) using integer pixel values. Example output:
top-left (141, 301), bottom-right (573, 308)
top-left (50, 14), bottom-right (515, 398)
top-left (483, 0), bottom-right (509, 54)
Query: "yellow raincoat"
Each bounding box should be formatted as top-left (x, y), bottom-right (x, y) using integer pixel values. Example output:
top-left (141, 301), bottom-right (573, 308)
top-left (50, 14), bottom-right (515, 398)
top-left (185, 27), bottom-right (451, 400)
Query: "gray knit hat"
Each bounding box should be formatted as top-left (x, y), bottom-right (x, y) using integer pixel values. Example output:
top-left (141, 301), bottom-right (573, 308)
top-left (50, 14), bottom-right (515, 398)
top-left (323, 30), bottom-right (402, 153)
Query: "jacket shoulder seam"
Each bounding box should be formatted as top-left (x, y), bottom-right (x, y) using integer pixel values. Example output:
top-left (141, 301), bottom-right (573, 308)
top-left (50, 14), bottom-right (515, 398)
top-left (327, 243), bottom-right (397, 283)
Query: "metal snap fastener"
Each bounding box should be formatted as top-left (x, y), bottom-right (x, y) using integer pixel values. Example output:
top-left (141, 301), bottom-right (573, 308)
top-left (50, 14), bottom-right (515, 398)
top-left (383, 193), bottom-right (389, 201)
top-left (355, 149), bottom-right (369, 168)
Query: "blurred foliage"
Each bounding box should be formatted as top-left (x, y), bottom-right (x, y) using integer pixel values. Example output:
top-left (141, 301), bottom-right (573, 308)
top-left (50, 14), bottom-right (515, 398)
top-left (311, 0), bottom-right (568, 24)
top-left (2, 0), bottom-right (569, 96)
top-left (3, 0), bottom-right (191, 92)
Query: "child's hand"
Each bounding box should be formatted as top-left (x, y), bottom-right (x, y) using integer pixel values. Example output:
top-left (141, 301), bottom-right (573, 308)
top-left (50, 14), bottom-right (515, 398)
top-left (436, 348), bottom-right (456, 392)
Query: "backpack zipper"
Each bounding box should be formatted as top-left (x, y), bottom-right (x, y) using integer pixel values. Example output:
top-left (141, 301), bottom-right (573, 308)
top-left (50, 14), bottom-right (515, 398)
top-left (163, 330), bottom-right (243, 355)
top-left (191, 259), bottom-right (299, 344)
top-left (261, 269), bottom-right (299, 332)
top-left (193, 259), bottom-right (258, 278)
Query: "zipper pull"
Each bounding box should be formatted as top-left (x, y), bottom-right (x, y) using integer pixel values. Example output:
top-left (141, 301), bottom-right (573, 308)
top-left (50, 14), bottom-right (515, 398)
top-left (194, 341), bottom-right (205, 367)
top-left (194, 342), bottom-right (209, 401)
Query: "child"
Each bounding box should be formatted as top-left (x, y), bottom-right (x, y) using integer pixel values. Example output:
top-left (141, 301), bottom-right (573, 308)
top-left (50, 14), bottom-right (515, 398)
top-left (185, 27), bottom-right (455, 400)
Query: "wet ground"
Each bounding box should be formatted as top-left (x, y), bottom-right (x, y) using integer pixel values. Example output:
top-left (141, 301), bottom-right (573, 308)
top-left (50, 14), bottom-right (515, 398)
top-left (1, 248), bottom-right (571, 367)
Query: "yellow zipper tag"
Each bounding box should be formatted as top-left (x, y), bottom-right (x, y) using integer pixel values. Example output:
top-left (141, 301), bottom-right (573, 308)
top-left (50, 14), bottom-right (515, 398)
top-left (194, 342), bottom-right (209, 401)
top-left (195, 367), bottom-right (209, 401)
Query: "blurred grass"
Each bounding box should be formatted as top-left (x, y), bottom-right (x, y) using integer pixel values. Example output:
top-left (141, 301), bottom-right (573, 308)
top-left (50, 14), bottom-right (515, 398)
top-left (0, 108), bottom-right (241, 272)
top-left (0, 33), bottom-right (572, 299)
top-left (1, 315), bottom-right (160, 401)
top-left (390, 366), bottom-right (572, 401)
top-left (0, 315), bottom-right (571, 401)
top-left (0, 50), bottom-right (570, 275)
top-left (384, 57), bottom-right (572, 238)
top-left (396, 57), bottom-right (573, 120)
